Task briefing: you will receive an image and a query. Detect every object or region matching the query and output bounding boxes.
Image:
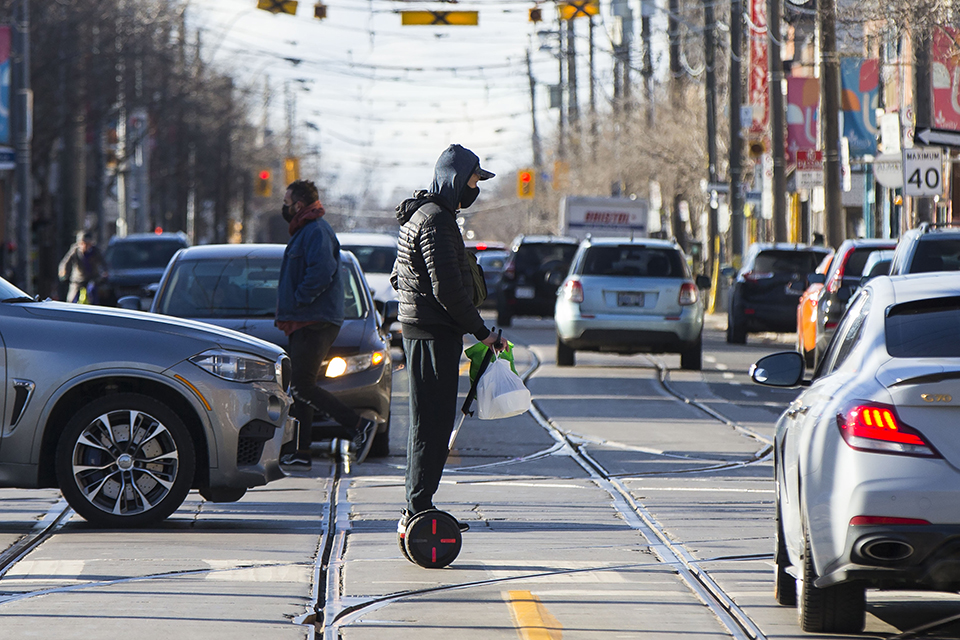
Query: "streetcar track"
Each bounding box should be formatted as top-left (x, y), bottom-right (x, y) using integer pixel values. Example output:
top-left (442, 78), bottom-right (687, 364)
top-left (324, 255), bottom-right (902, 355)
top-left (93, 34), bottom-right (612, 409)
top-left (0, 498), bottom-right (73, 580)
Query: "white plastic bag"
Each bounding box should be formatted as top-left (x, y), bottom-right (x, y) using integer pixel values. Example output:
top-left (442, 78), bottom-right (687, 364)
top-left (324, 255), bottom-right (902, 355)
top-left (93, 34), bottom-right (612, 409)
top-left (476, 357), bottom-right (531, 420)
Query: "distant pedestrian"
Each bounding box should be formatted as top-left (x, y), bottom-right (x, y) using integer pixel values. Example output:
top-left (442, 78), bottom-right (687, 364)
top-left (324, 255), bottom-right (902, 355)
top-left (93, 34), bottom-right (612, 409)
top-left (58, 230), bottom-right (106, 304)
top-left (391, 144), bottom-right (501, 530)
top-left (276, 179), bottom-right (377, 469)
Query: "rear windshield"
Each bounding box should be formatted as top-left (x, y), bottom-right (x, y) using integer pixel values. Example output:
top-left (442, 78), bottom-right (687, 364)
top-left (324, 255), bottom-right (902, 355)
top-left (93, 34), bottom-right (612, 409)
top-left (105, 240), bottom-right (186, 270)
top-left (478, 252), bottom-right (508, 270)
top-left (158, 257), bottom-right (365, 319)
top-left (844, 248), bottom-right (890, 279)
top-left (911, 238), bottom-right (960, 273)
top-left (754, 250), bottom-right (826, 274)
top-left (886, 296), bottom-right (960, 357)
top-left (341, 245), bottom-right (397, 274)
top-left (581, 246), bottom-right (685, 277)
top-left (515, 243), bottom-right (578, 272)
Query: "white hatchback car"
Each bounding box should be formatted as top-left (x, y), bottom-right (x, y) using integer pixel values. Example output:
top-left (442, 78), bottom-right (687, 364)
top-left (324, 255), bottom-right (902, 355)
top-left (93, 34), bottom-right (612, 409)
top-left (554, 238), bottom-right (708, 369)
top-left (752, 273), bottom-right (960, 633)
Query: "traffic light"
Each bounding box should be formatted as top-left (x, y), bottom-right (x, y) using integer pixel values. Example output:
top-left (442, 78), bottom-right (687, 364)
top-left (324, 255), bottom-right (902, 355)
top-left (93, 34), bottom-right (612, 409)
top-left (257, 0), bottom-right (298, 15)
top-left (747, 138), bottom-right (767, 160)
top-left (314, 2), bottom-right (327, 19)
top-left (256, 169), bottom-right (272, 197)
top-left (517, 169), bottom-right (535, 199)
top-left (529, 6), bottom-right (542, 22)
top-left (284, 157), bottom-right (300, 185)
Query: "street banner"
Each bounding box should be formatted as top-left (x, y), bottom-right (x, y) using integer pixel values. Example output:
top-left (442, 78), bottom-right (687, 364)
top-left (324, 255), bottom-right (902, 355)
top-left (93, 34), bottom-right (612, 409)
top-left (747, 0), bottom-right (768, 144)
top-left (840, 58), bottom-right (879, 157)
top-left (0, 26), bottom-right (10, 146)
top-left (932, 26), bottom-right (960, 132)
top-left (787, 77), bottom-right (818, 165)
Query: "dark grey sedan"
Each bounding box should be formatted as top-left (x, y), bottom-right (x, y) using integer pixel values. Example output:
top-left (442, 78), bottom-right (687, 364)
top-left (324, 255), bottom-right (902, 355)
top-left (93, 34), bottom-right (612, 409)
top-left (140, 244), bottom-right (395, 456)
top-left (0, 277), bottom-right (295, 527)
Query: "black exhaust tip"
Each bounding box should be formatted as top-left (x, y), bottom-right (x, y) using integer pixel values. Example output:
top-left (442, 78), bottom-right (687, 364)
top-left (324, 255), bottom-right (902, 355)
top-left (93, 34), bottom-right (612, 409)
top-left (862, 539), bottom-right (914, 562)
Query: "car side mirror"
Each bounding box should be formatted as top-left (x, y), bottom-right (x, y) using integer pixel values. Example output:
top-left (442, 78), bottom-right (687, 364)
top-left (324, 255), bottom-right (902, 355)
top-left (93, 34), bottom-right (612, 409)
top-left (116, 296), bottom-right (142, 311)
top-left (381, 299), bottom-right (399, 330)
top-left (806, 273), bottom-right (825, 285)
top-left (720, 266), bottom-right (736, 278)
top-left (749, 352), bottom-right (807, 387)
top-left (695, 274), bottom-right (711, 289)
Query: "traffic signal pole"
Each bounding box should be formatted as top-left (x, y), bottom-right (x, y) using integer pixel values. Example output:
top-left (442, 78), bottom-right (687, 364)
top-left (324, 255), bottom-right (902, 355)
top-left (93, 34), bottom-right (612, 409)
top-left (13, 0), bottom-right (32, 292)
top-left (729, 0), bottom-right (744, 259)
top-left (768, 0), bottom-right (787, 242)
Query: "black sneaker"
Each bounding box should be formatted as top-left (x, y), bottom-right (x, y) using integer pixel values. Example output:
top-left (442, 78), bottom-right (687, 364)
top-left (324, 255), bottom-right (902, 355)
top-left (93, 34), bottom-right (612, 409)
top-left (458, 520), bottom-right (470, 532)
top-left (397, 509), bottom-right (410, 534)
top-left (280, 452), bottom-right (312, 468)
top-left (351, 418), bottom-right (377, 464)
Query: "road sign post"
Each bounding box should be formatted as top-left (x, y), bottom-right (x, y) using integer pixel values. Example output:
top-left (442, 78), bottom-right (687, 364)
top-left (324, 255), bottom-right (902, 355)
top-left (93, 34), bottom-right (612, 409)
top-left (902, 147), bottom-right (944, 197)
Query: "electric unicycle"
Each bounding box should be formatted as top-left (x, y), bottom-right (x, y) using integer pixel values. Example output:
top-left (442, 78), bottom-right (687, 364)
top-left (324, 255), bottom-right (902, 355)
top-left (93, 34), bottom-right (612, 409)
top-left (399, 509), bottom-right (462, 568)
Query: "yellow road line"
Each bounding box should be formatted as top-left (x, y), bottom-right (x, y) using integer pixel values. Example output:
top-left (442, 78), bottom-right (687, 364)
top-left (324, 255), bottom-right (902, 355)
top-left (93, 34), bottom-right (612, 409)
top-left (504, 590), bottom-right (563, 640)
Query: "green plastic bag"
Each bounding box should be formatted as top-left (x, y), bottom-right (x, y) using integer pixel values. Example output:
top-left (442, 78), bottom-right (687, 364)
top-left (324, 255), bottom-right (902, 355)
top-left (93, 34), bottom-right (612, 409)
top-left (465, 341), bottom-right (517, 385)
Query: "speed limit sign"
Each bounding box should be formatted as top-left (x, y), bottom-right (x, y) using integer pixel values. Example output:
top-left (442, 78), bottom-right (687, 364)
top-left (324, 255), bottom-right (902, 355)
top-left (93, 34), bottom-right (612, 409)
top-left (903, 147), bottom-right (944, 197)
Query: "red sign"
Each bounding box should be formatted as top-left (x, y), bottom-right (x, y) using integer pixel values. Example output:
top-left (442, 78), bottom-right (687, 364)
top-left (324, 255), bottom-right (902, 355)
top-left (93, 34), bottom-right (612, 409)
top-left (748, 0), bottom-right (769, 141)
top-left (787, 77), bottom-right (819, 165)
top-left (796, 150), bottom-right (823, 171)
top-left (932, 26), bottom-right (960, 132)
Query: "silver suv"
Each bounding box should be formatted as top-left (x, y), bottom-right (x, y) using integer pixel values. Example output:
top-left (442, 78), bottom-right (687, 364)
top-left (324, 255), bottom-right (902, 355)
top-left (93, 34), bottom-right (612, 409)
top-left (888, 223), bottom-right (960, 275)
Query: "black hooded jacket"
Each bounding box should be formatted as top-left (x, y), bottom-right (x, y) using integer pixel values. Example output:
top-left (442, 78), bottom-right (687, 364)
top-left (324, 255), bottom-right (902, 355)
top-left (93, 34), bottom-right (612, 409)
top-left (390, 144), bottom-right (490, 341)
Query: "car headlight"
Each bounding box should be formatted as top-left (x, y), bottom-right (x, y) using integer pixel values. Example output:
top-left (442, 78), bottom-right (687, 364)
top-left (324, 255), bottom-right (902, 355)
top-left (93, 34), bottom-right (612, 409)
top-left (325, 351), bottom-right (386, 378)
top-left (190, 350), bottom-right (278, 383)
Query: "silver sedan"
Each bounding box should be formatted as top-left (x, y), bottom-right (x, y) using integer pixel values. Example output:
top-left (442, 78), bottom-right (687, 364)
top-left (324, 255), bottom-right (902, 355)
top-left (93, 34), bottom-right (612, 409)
top-left (0, 277), bottom-right (295, 527)
top-left (752, 273), bottom-right (960, 633)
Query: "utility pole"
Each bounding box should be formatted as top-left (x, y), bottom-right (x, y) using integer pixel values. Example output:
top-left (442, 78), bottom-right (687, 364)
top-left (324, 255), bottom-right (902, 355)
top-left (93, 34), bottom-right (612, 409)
top-left (641, 0), bottom-right (654, 127)
top-left (914, 31), bottom-right (933, 225)
top-left (13, 0), bottom-right (31, 292)
top-left (729, 0), bottom-right (744, 259)
top-left (557, 20), bottom-right (566, 159)
top-left (566, 18), bottom-right (578, 128)
top-left (669, 0), bottom-right (682, 108)
top-left (588, 17), bottom-right (595, 120)
top-left (768, 0), bottom-right (787, 241)
top-left (820, 0), bottom-right (843, 248)
top-left (703, 0), bottom-right (720, 272)
top-left (526, 48), bottom-right (542, 170)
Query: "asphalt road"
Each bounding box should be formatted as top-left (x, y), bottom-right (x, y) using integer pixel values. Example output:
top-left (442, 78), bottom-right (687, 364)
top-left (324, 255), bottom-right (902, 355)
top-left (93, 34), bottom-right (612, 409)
top-left (2, 315), bottom-right (960, 639)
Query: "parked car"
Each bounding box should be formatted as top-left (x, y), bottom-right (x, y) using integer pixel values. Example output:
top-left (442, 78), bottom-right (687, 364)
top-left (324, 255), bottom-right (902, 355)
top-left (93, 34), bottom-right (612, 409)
top-left (134, 244), bottom-right (395, 457)
top-left (475, 249), bottom-right (509, 308)
top-left (0, 276), bottom-right (295, 527)
top-left (555, 238), bottom-right (709, 369)
top-left (100, 232), bottom-right (191, 307)
top-left (498, 235), bottom-right (579, 326)
top-left (796, 251), bottom-right (833, 369)
top-left (752, 273), bottom-right (960, 633)
top-left (859, 249), bottom-right (894, 284)
top-left (888, 222), bottom-right (960, 275)
top-left (813, 238), bottom-right (897, 364)
top-left (726, 243), bottom-right (831, 344)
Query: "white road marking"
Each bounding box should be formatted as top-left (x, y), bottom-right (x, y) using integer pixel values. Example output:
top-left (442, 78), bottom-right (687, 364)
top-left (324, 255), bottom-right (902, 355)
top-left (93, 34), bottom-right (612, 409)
top-left (722, 372), bottom-right (734, 379)
top-left (742, 390), bottom-right (757, 397)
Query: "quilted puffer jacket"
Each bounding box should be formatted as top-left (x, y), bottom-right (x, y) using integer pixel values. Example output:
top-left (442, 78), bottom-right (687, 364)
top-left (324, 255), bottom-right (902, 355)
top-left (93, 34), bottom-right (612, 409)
top-left (390, 145), bottom-right (490, 341)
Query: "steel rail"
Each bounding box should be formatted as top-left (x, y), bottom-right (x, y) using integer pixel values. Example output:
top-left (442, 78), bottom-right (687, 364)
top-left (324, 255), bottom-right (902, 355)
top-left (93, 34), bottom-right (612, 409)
top-left (0, 498), bottom-right (73, 581)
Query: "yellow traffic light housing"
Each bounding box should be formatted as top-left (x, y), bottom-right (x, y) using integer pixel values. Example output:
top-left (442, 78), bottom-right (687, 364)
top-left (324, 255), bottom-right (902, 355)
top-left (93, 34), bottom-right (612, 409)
top-left (314, 2), bottom-right (327, 19)
top-left (256, 170), bottom-right (272, 197)
top-left (517, 169), bottom-right (535, 199)
top-left (257, 0), bottom-right (298, 15)
top-left (529, 6), bottom-right (542, 22)
top-left (747, 138), bottom-right (767, 160)
top-left (284, 157), bottom-right (300, 185)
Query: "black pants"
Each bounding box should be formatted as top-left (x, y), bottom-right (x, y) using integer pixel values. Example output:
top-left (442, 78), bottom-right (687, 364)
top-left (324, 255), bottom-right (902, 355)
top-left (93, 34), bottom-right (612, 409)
top-left (403, 334), bottom-right (463, 514)
top-left (289, 322), bottom-right (360, 452)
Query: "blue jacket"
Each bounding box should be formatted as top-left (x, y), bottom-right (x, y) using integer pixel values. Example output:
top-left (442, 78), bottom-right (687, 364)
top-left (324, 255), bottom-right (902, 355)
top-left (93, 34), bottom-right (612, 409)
top-left (276, 216), bottom-right (344, 325)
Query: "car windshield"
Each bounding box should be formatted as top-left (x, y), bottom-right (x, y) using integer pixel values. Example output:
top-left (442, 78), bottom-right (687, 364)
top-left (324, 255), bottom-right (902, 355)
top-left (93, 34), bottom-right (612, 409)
top-left (106, 240), bottom-right (185, 270)
top-left (886, 296), bottom-right (960, 357)
top-left (516, 243), bottom-right (578, 272)
top-left (754, 250), bottom-right (826, 274)
top-left (0, 277), bottom-right (30, 301)
top-left (477, 252), bottom-right (508, 270)
top-left (912, 238), bottom-right (960, 273)
top-left (844, 247), bottom-right (892, 279)
top-left (157, 257), bottom-right (366, 319)
top-left (342, 245), bottom-right (396, 274)
top-left (582, 246), bottom-right (685, 277)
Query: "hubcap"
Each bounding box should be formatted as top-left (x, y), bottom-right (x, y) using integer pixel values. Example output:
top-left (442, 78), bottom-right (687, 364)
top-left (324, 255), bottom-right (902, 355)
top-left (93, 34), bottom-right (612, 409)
top-left (71, 409), bottom-right (179, 517)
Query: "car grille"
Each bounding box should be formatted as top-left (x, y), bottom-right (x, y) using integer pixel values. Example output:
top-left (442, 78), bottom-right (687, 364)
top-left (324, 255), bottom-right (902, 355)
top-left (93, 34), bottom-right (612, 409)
top-left (236, 421), bottom-right (276, 466)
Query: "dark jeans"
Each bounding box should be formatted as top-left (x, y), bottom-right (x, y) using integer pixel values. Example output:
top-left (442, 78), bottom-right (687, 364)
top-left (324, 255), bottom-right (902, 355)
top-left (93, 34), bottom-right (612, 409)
top-left (403, 334), bottom-right (463, 514)
top-left (289, 322), bottom-right (360, 452)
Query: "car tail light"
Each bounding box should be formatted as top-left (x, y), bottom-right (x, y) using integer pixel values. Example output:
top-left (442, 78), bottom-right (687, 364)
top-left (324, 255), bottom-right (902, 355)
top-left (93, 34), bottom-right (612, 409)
top-left (562, 279), bottom-right (583, 303)
top-left (678, 282), bottom-right (698, 305)
top-left (837, 403), bottom-right (940, 458)
top-left (502, 256), bottom-right (516, 281)
top-left (742, 271), bottom-right (773, 282)
top-left (850, 515), bottom-right (930, 526)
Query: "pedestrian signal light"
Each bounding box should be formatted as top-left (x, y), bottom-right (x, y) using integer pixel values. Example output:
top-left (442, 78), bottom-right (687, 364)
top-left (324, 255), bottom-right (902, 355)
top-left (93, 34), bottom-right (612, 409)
top-left (517, 169), bottom-right (535, 199)
top-left (529, 7), bottom-right (542, 22)
top-left (256, 170), bottom-right (272, 197)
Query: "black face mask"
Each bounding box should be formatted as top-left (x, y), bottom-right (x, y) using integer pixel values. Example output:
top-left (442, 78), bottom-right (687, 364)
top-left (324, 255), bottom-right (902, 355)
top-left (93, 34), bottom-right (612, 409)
top-left (282, 203), bottom-right (293, 222)
top-left (460, 186), bottom-right (479, 209)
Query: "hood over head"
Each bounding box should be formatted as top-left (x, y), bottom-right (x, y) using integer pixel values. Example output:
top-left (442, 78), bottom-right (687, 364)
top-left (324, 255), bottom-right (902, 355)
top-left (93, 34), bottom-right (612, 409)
top-left (395, 145), bottom-right (493, 225)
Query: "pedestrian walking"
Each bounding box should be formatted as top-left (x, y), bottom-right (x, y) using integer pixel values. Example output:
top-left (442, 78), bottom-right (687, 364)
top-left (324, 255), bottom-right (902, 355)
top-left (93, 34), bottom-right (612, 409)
top-left (58, 230), bottom-right (106, 304)
top-left (391, 144), bottom-right (501, 530)
top-left (276, 179), bottom-right (377, 468)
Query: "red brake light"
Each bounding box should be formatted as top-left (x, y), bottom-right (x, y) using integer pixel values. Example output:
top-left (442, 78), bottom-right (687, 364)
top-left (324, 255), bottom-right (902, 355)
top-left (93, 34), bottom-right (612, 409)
top-left (563, 279), bottom-right (583, 303)
top-left (850, 515), bottom-right (931, 526)
top-left (837, 403), bottom-right (939, 457)
top-left (475, 243), bottom-right (487, 251)
top-left (679, 282), bottom-right (698, 305)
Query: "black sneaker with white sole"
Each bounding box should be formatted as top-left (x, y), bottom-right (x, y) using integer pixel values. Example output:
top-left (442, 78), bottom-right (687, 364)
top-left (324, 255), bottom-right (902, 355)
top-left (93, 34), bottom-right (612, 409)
top-left (351, 418), bottom-right (377, 464)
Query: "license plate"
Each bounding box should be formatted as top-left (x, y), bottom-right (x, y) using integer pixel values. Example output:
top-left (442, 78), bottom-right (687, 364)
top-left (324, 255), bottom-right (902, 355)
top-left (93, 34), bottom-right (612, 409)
top-left (618, 292), bottom-right (644, 307)
top-left (515, 286), bottom-right (535, 299)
